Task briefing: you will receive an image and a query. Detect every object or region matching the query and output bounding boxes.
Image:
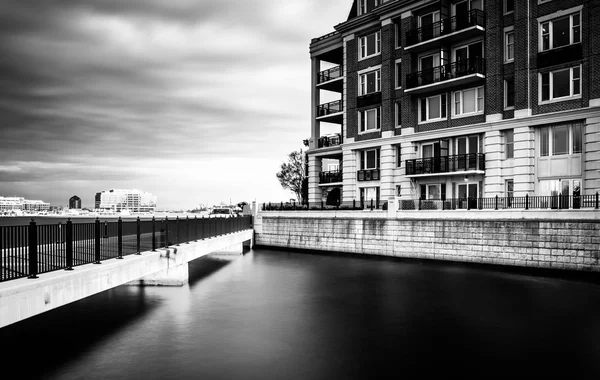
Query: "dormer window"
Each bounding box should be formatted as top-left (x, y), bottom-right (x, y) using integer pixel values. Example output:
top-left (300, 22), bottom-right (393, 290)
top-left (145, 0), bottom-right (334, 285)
top-left (358, 0), bottom-right (389, 15)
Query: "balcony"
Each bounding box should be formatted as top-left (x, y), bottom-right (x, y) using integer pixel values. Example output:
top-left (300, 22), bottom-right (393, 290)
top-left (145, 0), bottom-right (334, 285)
top-left (406, 9), bottom-right (486, 52)
top-left (405, 57), bottom-right (485, 94)
top-left (319, 170), bottom-right (342, 185)
top-left (318, 133), bottom-right (342, 148)
top-left (357, 169), bottom-right (380, 181)
top-left (405, 153), bottom-right (485, 177)
top-left (316, 100), bottom-right (343, 124)
top-left (317, 65), bottom-right (343, 92)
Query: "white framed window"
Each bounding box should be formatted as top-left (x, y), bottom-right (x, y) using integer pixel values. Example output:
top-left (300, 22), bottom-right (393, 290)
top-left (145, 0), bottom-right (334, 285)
top-left (359, 108), bottom-right (380, 132)
top-left (453, 86), bottom-right (484, 116)
top-left (359, 69), bottom-right (380, 96)
top-left (506, 179), bottom-right (514, 197)
top-left (396, 145), bottom-right (402, 167)
top-left (395, 101), bottom-right (402, 128)
top-left (358, 0), bottom-right (388, 15)
top-left (504, 27), bottom-right (514, 62)
top-left (395, 22), bottom-right (402, 49)
top-left (504, 77), bottom-right (515, 109)
top-left (419, 94), bottom-right (447, 123)
top-left (503, 129), bottom-right (514, 159)
top-left (395, 59), bottom-right (402, 89)
top-left (504, 0), bottom-right (514, 14)
top-left (360, 148), bottom-right (380, 169)
top-left (540, 12), bottom-right (580, 52)
top-left (539, 65), bottom-right (581, 103)
top-left (359, 31), bottom-right (381, 59)
top-left (423, 184), bottom-right (441, 200)
top-left (327, 163), bottom-right (339, 172)
top-left (396, 185), bottom-right (402, 197)
top-left (539, 122), bottom-right (583, 157)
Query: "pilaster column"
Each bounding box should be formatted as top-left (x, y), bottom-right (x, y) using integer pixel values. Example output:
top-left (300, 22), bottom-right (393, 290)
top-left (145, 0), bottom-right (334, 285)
top-left (380, 144), bottom-right (395, 200)
top-left (308, 155), bottom-right (323, 207)
top-left (484, 130), bottom-right (503, 196)
top-left (342, 148), bottom-right (357, 204)
top-left (400, 141), bottom-right (417, 198)
top-left (513, 126), bottom-right (535, 196)
top-left (585, 117), bottom-right (600, 193)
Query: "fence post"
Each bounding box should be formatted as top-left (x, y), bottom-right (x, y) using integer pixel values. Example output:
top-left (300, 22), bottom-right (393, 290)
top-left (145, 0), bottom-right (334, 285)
top-left (28, 219), bottom-right (38, 278)
top-left (418, 198), bottom-right (422, 210)
top-left (175, 216), bottom-right (180, 246)
top-left (136, 217), bottom-right (141, 255)
top-left (495, 195), bottom-right (498, 210)
top-left (370, 199), bottom-right (374, 210)
top-left (94, 218), bottom-right (101, 264)
top-left (152, 216), bottom-right (156, 251)
top-left (467, 197), bottom-right (471, 210)
top-left (194, 216), bottom-right (198, 242)
top-left (353, 199), bottom-right (356, 209)
top-left (57, 222), bottom-right (64, 244)
top-left (596, 192), bottom-right (599, 209)
top-left (186, 216), bottom-right (190, 244)
top-left (65, 218), bottom-right (73, 270)
top-left (117, 217), bottom-right (123, 259)
top-left (165, 217), bottom-right (169, 248)
top-left (321, 200), bottom-right (324, 210)
top-left (525, 194), bottom-right (529, 210)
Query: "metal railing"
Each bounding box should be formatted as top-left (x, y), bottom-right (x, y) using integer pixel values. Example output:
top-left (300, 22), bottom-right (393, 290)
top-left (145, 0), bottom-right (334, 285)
top-left (406, 57), bottom-right (485, 89)
top-left (0, 216), bottom-right (253, 283)
top-left (357, 169), bottom-right (380, 181)
top-left (318, 133), bottom-right (342, 148)
top-left (406, 153), bottom-right (485, 175)
top-left (319, 170), bottom-right (343, 184)
top-left (400, 193), bottom-right (600, 211)
top-left (406, 9), bottom-right (486, 46)
top-left (317, 100), bottom-right (343, 117)
top-left (318, 65), bottom-right (343, 84)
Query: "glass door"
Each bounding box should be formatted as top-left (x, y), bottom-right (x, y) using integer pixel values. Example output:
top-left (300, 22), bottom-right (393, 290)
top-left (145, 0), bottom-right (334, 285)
top-left (420, 54), bottom-right (439, 85)
top-left (420, 11), bottom-right (440, 41)
top-left (454, 1), bottom-right (469, 30)
top-left (458, 183), bottom-right (478, 209)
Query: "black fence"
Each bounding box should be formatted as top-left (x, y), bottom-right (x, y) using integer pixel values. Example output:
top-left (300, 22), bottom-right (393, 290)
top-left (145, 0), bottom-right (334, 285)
top-left (406, 9), bottom-right (486, 46)
top-left (406, 57), bottom-right (486, 89)
top-left (262, 193), bottom-right (600, 212)
top-left (400, 194), bottom-right (600, 211)
top-left (0, 215), bottom-right (253, 283)
top-left (406, 153), bottom-right (485, 175)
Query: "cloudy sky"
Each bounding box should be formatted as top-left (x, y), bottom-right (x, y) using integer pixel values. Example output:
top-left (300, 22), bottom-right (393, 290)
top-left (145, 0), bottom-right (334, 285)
top-left (0, 0), bottom-right (350, 209)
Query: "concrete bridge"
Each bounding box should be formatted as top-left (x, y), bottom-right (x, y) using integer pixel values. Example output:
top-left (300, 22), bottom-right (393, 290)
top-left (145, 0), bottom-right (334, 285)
top-left (0, 217), bottom-right (253, 329)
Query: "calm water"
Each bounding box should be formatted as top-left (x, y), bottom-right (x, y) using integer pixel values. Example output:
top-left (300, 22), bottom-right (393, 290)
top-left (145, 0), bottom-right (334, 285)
top-left (2, 248), bottom-right (600, 379)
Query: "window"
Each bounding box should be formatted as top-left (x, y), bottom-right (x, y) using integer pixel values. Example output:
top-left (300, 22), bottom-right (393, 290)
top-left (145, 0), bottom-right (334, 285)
top-left (539, 122), bottom-right (583, 156)
top-left (359, 31), bottom-right (381, 59)
top-left (328, 163), bottom-right (339, 172)
top-left (539, 66), bottom-right (581, 102)
top-left (396, 185), bottom-right (402, 197)
top-left (504, 28), bottom-right (514, 62)
top-left (420, 184), bottom-right (442, 200)
top-left (358, 0), bottom-right (389, 15)
top-left (359, 108), bottom-right (380, 132)
top-left (359, 69), bottom-right (380, 95)
top-left (360, 187), bottom-right (380, 205)
top-left (540, 12), bottom-right (580, 51)
top-left (360, 149), bottom-right (380, 169)
top-left (395, 59), bottom-right (402, 89)
top-left (506, 179), bottom-right (514, 197)
top-left (396, 145), bottom-right (402, 167)
top-left (395, 101), bottom-right (402, 128)
top-left (420, 93), bottom-right (447, 122)
top-left (504, 129), bottom-right (514, 159)
top-left (453, 87), bottom-right (484, 116)
top-left (504, 78), bottom-right (515, 109)
top-left (504, 0), bottom-right (514, 14)
top-left (395, 22), bottom-right (402, 48)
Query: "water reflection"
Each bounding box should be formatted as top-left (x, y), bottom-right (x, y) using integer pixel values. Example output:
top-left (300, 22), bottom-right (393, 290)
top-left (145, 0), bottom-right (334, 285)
top-left (1, 249), bottom-right (600, 379)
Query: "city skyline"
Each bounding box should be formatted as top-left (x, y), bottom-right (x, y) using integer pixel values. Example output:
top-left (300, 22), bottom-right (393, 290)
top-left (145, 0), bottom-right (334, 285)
top-left (0, 0), bottom-right (350, 209)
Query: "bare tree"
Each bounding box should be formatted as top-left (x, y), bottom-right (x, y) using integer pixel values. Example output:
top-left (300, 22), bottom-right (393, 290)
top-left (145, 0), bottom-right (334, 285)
top-left (276, 150), bottom-right (307, 203)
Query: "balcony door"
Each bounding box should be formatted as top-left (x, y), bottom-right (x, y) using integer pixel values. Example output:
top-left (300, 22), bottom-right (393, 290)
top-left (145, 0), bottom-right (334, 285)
top-left (454, 42), bottom-right (482, 76)
top-left (456, 136), bottom-right (478, 170)
top-left (419, 11), bottom-right (440, 41)
top-left (457, 183), bottom-right (478, 209)
top-left (420, 54), bottom-right (440, 85)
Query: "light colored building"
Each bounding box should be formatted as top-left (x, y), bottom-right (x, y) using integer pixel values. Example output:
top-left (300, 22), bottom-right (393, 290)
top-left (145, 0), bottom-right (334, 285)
top-left (94, 189), bottom-right (157, 212)
top-left (0, 197), bottom-right (50, 212)
top-left (308, 0), bottom-right (600, 208)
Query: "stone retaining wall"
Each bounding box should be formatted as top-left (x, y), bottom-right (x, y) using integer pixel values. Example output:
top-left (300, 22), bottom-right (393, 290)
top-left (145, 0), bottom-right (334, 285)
top-left (254, 210), bottom-right (600, 272)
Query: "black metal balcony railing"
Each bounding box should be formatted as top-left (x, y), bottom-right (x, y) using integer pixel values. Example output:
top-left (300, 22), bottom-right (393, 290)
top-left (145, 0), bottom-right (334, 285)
top-left (357, 169), bottom-right (380, 181)
top-left (318, 133), bottom-right (342, 148)
top-left (406, 9), bottom-right (486, 46)
top-left (406, 57), bottom-right (485, 89)
top-left (318, 65), bottom-right (343, 84)
top-left (317, 100), bottom-right (343, 117)
top-left (319, 170), bottom-right (343, 184)
top-left (405, 153), bottom-right (485, 176)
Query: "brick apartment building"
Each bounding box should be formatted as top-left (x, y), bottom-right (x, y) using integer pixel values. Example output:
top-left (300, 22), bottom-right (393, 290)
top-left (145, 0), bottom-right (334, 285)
top-left (308, 0), bottom-right (600, 208)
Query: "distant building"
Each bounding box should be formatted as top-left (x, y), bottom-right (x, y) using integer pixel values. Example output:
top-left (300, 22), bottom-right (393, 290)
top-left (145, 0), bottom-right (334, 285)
top-left (69, 195), bottom-right (82, 209)
top-left (94, 189), bottom-right (157, 212)
top-left (0, 196), bottom-right (50, 212)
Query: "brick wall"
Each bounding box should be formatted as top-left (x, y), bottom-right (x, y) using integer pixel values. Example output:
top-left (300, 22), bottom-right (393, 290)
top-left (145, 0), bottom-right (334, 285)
top-left (255, 212), bottom-right (600, 272)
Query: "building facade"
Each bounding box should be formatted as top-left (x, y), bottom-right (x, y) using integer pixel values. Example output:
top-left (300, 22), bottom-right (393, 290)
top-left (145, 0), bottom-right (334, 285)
top-left (69, 195), bottom-right (82, 209)
top-left (308, 0), bottom-right (600, 208)
top-left (94, 189), bottom-right (157, 212)
top-left (0, 197), bottom-right (50, 212)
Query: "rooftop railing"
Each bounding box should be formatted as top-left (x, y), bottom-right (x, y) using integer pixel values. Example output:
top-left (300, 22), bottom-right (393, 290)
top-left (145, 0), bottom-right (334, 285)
top-left (317, 100), bottom-right (343, 117)
top-left (406, 153), bottom-right (485, 175)
top-left (406, 57), bottom-right (485, 89)
top-left (318, 65), bottom-right (343, 84)
top-left (406, 9), bottom-right (486, 46)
